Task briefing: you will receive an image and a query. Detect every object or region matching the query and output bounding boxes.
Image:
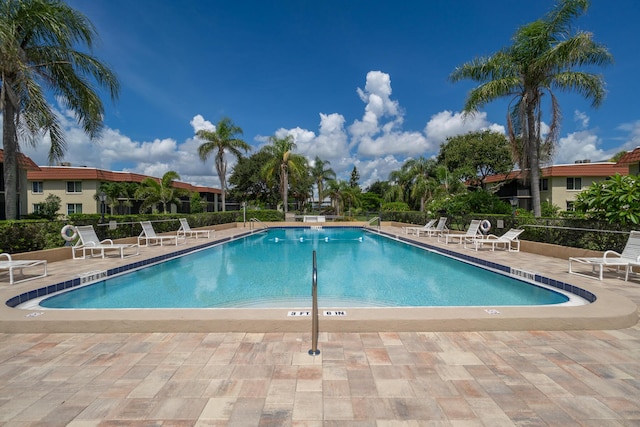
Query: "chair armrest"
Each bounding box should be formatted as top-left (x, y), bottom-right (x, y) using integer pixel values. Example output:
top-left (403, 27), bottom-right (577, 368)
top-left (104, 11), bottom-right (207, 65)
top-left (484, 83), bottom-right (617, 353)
top-left (0, 253), bottom-right (12, 261)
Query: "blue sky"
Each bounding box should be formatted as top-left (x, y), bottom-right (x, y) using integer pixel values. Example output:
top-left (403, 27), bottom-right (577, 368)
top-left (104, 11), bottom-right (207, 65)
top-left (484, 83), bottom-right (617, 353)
top-left (16, 0), bottom-right (640, 190)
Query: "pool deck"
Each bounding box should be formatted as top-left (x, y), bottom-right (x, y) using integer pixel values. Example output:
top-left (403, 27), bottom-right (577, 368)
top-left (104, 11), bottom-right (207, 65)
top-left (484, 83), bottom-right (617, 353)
top-left (0, 224), bottom-right (639, 424)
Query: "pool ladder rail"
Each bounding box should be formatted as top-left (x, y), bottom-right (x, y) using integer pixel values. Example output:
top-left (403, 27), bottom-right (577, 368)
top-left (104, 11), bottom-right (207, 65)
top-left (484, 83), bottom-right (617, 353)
top-left (249, 217), bottom-right (269, 231)
top-left (365, 216), bottom-right (381, 230)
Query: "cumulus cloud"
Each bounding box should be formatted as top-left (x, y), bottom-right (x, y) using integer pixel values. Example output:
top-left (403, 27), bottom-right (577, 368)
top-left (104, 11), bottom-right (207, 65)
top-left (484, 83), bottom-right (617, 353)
top-left (424, 110), bottom-right (505, 144)
top-left (555, 130), bottom-right (606, 164)
top-left (190, 114), bottom-right (215, 133)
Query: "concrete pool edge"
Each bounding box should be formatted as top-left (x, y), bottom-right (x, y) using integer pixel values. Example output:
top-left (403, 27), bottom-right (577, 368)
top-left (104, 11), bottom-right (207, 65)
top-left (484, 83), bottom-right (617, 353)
top-left (1, 223), bottom-right (638, 333)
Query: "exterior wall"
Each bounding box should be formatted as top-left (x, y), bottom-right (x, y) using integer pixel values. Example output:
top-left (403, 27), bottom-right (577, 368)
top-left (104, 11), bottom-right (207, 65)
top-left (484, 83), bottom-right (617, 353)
top-left (29, 179), bottom-right (101, 215)
top-left (548, 176), bottom-right (606, 210)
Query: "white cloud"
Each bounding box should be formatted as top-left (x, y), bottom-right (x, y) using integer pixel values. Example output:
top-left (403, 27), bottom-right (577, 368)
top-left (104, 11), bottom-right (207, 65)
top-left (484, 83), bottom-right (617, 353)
top-left (574, 110), bottom-right (590, 128)
top-left (190, 114), bottom-right (215, 133)
top-left (555, 130), bottom-right (606, 164)
top-left (423, 110), bottom-right (505, 144)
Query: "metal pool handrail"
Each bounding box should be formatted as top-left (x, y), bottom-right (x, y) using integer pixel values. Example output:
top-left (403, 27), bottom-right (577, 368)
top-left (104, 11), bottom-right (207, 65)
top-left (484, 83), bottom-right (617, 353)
top-left (365, 216), bottom-right (380, 230)
top-left (249, 218), bottom-right (269, 230)
top-left (309, 250), bottom-right (320, 356)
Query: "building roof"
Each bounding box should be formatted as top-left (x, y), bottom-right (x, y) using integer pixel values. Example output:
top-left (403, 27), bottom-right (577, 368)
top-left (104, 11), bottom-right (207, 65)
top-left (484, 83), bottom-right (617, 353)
top-left (0, 150), bottom-right (41, 171)
top-left (484, 162), bottom-right (626, 184)
top-left (615, 147), bottom-right (640, 166)
top-left (27, 166), bottom-right (221, 194)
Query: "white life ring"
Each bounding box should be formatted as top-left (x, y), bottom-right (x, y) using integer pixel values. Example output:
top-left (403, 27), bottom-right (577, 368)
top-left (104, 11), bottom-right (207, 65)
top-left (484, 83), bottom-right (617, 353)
top-left (480, 220), bottom-right (491, 233)
top-left (61, 225), bottom-right (78, 242)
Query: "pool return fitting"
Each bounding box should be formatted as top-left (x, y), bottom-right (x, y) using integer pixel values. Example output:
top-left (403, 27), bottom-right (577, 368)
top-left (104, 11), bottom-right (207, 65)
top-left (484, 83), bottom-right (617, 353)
top-left (309, 250), bottom-right (320, 356)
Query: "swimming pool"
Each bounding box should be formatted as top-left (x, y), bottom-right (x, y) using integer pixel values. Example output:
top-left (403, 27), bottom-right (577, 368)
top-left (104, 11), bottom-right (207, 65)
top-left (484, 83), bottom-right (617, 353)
top-left (38, 227), bottom-right (574, 309)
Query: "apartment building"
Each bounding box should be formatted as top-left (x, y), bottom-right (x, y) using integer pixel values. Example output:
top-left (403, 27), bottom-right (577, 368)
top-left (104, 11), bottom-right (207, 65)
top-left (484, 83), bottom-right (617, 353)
top-left (486, 161), bottom-right (627, 211)
top-left (27, 165), bottom-right (222, 216)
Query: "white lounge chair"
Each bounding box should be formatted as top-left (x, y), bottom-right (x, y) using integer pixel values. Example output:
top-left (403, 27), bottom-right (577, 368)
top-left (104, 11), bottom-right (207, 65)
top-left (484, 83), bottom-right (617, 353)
top-left (439, 219), bottom-right (482, 244)
top-left (418, 217), bottom-right (449, 237)
top-left (403, 219), bottom-right (436, 235)
top-left (73, 225), bottom-right (139, 259)
top-left (138, 221), bottom-right (186, 247)
top-left (569, 230), bottom-right (640, 281)
top-left (0, 253), bottom-right (47, 285)
top-left (465, 228), bottom-right (524, 252)
top-left (177, 218), bottom-right (214, 239)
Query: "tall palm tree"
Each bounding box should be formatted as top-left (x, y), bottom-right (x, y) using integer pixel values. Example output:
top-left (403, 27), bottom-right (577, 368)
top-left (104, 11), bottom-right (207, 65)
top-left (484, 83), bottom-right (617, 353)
top-left (403, 157), bottom-right (437, 212)
top-left (0, 0), bottom-right (119, 220)
top-left (260, 135), bottom-right (308, 213)
top-left (196, 117), bottom-right (251, 211)
top-left (310, 156), bottom-right (335, 206)
top-left (134, 171), bottom-right (187, 214)
top-left (450, 0), bottom-right (612, 216)
top-left (326, 179), bottom-right (361, 217)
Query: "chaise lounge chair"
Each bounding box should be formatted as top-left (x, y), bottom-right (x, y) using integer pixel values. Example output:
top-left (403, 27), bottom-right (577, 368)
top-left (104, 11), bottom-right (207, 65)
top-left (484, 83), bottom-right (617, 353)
top-left (418, 216), bottom-right (449, 237)
top-left (403, 219), bottom-right (436, 235)
top-left (138, 221), bottom-right (186, 247)
top-left (569, 230), bottom-right (640, 281)
top-left (464, 228), bottom-right (524, 252)
top-left (439, 219), bottom-right (482, 245)
top-left (177, 218), bottom-right (214, 239)
top-left (0, 253), bottom-right (47, 284)
top-left (73, 225), bottom-right (139, 259)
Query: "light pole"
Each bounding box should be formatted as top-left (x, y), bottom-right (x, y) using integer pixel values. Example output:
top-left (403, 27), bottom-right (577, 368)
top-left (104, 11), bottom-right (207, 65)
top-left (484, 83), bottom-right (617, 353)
top-left (99, 191), bottom-right (106, 223)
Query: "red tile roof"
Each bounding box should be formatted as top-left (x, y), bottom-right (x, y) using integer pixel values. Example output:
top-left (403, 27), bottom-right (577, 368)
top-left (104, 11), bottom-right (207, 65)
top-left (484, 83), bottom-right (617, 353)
top-left (615, 147), bottom-right (640, 166)
top-left (0, 150), bottom-right (41, 171)
top-left (27, 166), bottom-right (221, 194)
top-left (484, 162), bottom-right (626, 183)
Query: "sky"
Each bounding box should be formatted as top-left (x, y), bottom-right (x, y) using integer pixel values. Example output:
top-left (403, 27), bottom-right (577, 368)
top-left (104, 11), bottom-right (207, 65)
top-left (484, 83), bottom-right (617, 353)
top-left (12, 0), bottom-right (640, 190)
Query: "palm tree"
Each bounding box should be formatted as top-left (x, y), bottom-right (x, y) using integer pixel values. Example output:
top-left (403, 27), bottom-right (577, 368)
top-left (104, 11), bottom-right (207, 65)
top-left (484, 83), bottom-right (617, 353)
top-left (403, 157), bottom-right (437, 212)
top-left (196, 117), bottom-right (251, 211)
top-left (260, 135), bottom-right (308, 213)
top-left (0, 0), bottom-right (119, 220)
top-left (310, 156), bottom-right (335, 207)
top-left (326, 179), bottom-right (361, 217)
top-left (450, 0), bottom-right (612, 216)
top-left (134, 171), bottom-right (187, 214)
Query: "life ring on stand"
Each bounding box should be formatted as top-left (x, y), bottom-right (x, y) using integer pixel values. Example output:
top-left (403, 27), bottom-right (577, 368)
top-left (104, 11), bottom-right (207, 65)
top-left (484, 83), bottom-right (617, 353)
top-left (479, 220), bottom-right (491, 233)
top-left (61, 225), bottom-right (78, 242)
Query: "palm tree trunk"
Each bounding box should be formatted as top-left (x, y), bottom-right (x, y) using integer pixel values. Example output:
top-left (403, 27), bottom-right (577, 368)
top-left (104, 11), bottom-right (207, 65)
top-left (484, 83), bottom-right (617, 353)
top-left (283, 171), bottom-right (289, 213)
top-left (527, 104), bottom-right (542, 217)
top-left (2, 97), bottom-right (18, 220)
top-left (215, 155), bottom-right (226, 212)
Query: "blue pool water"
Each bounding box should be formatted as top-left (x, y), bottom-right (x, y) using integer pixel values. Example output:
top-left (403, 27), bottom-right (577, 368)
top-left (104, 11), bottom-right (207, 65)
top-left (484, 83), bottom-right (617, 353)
top-left (40, 228), bottom-right (570, 309)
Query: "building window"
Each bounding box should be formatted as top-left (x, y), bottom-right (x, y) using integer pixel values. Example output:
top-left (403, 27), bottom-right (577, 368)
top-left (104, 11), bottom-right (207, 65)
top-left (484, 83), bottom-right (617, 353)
top-left (67, 203), bottom-right (82, 215)
top-left (33, 204), bottom-right (44, 214)
top-left (540, 178), bottom-right (549, 191)
top-left (66, 181), bottom-right (82, 193)
top-left (32, 181), bottom-right (44, 193)
top-left (566, 201), bottom-right (575, 211)
top-left (566, 177), bottom-right (582, 190)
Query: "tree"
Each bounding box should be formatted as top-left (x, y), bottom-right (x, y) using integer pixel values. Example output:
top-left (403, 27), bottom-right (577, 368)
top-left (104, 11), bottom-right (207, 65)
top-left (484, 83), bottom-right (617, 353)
top-left (310, 156), bottom-right (335, 204)
top-left (450, 0), bottom-right (612, 217)
top-left (0, 0), bottom-right (119, 220)
top-left (99, 182), bottom-right (138, 215)
top-left (438, 130), bottom-right (514, 189)
top-left (349, 166), bottom-right (360, 188)
top-left (574, 174), bottom-right (640, 224)
top-left (190, 192), bottom-right (204, 214)
top-left (196, 117), bottom-right (251, 211)
top-left (134, 171), bottom-right (188, 214)
top-left (402, 157), bottom-right (437, 212)
top-left (260, 135), bottom-right (308, 213)
top-left (228, 150), bottom-right (278, 206)
top-left (40, 193), bottom-right (61, 219)
top-left (326, 179), bottom-right (360, 216)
